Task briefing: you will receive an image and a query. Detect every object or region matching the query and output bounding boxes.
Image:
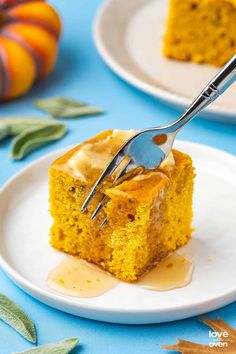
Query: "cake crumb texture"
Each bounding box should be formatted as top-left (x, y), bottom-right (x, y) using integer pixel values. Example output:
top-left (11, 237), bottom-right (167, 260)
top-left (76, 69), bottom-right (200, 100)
top-left (164, 0), bottom-right (236, 66)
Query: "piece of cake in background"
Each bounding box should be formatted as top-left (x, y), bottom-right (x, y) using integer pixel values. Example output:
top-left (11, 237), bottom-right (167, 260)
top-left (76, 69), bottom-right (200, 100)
top-left (164, 0), bottom-right (236, 66)
top-left (49, 130), bottom-right (195, 282)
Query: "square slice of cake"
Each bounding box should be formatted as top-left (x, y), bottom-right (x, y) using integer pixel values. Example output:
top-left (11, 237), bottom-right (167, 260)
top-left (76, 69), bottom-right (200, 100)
top-left (49, 130), bottom-right (195, 282)
top-left (164, 0), bottom-right (236, 66)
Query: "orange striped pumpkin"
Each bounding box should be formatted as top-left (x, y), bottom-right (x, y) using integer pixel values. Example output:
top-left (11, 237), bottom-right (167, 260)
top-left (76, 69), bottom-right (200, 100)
top-left (0, 0), bottom-right (61, 99)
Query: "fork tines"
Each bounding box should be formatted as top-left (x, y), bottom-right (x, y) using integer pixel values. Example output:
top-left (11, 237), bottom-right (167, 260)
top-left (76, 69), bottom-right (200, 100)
top-left (81, 155), bottom-right (134, 225)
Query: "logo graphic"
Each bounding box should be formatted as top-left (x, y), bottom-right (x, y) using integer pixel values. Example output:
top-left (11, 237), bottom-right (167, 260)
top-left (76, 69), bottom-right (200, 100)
top-left (209, 330), bottom-right (228, 348)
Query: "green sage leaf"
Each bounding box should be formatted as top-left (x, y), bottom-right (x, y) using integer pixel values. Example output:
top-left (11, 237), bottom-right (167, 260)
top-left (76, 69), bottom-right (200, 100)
top-left (0, 294), bottom-right (36, 343)
top-left (0, 117), bottom-right (62, 141)
top-left (34, 97), bottom-right (104, 118)
top-left (11, 123), bottom-right (67, 160)
top-left (14, 338), bottom-right (79, 354)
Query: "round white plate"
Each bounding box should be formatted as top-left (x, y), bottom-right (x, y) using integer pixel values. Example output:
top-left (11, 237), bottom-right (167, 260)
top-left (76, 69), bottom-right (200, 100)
top-left (0, 141), bottom-right (236, 324)
top-left (94, 0), bottom-right (236, 123)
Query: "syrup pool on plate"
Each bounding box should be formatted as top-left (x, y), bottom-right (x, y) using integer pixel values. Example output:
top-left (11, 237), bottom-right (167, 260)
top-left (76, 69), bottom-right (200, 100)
top-left (136, 253), bottom-right (194, 291)
top-left (48, 253), bottom-right (194, 297)
top-left (48, 257), bottom-right (119, 297)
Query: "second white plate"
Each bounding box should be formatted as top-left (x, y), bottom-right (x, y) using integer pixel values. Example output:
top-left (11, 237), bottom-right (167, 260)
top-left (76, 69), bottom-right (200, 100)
top-left (94, 0), bottom-right (236, 123)
top-left (0, 141), bottom-right (236, 324)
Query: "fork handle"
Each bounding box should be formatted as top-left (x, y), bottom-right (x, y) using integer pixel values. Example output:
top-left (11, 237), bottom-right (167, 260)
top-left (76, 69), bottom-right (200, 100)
top-left (169, 54), bottom-right (236, 131)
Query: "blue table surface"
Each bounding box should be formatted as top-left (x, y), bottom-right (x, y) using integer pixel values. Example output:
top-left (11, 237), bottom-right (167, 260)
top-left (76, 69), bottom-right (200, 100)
top-left (1, 0), bottom-right (236, 353)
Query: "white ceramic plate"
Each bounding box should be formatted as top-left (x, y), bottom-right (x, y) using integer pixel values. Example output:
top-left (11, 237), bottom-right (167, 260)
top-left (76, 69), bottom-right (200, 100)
top-left (0, 141), bottom-right (236, 324)
top-left (94, 0), bottom-right (236, 123)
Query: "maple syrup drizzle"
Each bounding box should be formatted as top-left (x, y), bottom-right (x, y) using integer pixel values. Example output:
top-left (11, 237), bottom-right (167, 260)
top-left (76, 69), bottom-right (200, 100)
top-left (48, 254), bottom-right (193, 297)
top-left (136, 253), bottom-right (194, 291)
top-left (47, 257), bottom-right (118, 297)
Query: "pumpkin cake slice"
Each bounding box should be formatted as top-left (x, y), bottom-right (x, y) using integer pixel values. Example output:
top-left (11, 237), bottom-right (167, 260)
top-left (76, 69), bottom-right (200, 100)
top-left (49, 130), bottom-right (195, 282)
top-left (164, 0), bottom-right (236, 66)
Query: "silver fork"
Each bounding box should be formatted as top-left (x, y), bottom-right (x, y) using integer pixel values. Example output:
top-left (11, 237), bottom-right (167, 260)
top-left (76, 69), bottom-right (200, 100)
top-left (82, 54), bottom-right (236, 222)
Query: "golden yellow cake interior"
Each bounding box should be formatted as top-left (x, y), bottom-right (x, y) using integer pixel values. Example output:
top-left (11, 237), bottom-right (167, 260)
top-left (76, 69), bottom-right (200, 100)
top-left (49, 130), bottom-right (195, 282)
top-left (164, 0), bottom-right (236, 66)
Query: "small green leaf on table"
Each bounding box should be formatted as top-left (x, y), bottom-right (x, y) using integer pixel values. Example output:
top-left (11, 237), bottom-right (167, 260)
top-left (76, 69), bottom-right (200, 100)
top-left (12, 123), bottom-right (67, 160)
top-left (0, 294), bottom-right (36, 343)
top-left (0, 117), bottom-right (61, 140)
top-left (14, 338), bottom-right (79, 354)
top-left (34, 97), bottom-right (104, 118)
top-left (0, 117), bottom-right (67, 160)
